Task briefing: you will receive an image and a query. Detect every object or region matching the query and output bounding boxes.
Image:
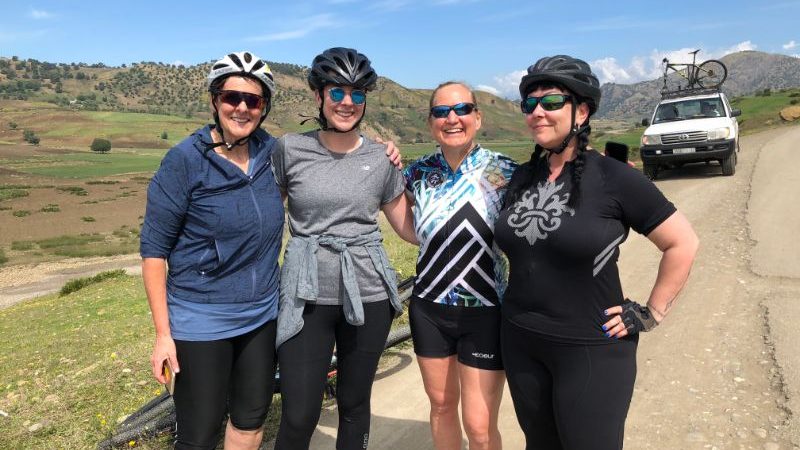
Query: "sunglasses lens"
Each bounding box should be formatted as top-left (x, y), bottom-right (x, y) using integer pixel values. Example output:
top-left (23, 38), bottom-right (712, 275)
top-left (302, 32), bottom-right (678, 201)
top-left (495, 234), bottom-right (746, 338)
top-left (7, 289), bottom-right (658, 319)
top-left (329, 88), bottom-right (346, 103)
top-left (430, 106), bottom-right (450, 118)
top-left (453, 103), bottom-right (474, 116)
top-left (541, 95), bottom-right (567, 111)
top-left (521, 97), bottom-right (538, 114)
top-left (350, 90), bottom-right (366, 105)
top-left (220, 91), bottom-right (263, 109)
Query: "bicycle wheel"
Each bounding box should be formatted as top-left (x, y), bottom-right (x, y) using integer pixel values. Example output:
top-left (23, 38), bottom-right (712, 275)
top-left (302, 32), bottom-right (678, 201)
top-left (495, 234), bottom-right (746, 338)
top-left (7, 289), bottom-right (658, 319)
top-left (696, 60), bottom-right (727, 88)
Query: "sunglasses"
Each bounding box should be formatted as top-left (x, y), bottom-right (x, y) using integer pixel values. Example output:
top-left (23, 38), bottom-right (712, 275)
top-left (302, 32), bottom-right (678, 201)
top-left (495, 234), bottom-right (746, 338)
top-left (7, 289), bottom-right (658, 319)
top-left (217, 90), bottom-right (266, 109)
top-left (429, 102), bottom-right (476, 119)
top-left (328, 87), bottom-right (367, 105)
top-left (520, 94), bottom-right (572, 114)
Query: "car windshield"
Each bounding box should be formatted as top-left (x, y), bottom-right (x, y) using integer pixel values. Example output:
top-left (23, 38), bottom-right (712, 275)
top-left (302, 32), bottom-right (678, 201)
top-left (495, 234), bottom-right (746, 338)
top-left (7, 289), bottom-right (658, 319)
top-left (654, 98), bottom-right (724, 123)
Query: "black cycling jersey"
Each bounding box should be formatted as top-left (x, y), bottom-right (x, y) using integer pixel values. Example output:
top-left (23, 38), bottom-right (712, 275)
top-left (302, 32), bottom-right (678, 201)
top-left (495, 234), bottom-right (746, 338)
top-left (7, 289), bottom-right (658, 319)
top-left (495, 150), bottom-right (675, 343)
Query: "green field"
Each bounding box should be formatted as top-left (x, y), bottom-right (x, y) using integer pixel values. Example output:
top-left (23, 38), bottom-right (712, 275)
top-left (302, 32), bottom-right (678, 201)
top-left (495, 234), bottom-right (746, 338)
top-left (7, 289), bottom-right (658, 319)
top-left (1, 150), bottom-right (165, 179)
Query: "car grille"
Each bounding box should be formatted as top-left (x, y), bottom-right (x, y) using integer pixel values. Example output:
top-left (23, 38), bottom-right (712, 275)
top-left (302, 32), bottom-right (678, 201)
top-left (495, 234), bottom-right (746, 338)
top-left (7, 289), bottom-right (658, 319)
top-left (660, 131), bottom-right (707, 145)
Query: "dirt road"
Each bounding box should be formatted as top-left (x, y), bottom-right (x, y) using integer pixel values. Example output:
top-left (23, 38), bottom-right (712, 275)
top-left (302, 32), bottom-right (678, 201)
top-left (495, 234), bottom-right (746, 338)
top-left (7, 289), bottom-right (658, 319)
top-left (306, 126), bottom-right (800, 449)
top-left (2, 126), bottom-right (799, 449)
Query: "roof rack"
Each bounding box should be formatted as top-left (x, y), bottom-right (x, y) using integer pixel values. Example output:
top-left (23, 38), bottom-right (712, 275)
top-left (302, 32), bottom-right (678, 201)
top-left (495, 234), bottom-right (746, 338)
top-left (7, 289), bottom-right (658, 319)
top-left (660, 86), bottom-right (721, 99)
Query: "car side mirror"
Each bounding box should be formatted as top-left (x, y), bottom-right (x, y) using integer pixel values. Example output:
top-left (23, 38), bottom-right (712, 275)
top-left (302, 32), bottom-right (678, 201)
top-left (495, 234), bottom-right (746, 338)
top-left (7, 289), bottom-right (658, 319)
top-left (641, 118), bottom-right (650, 126)
top-left (730, 109), bottom-right (742, 117)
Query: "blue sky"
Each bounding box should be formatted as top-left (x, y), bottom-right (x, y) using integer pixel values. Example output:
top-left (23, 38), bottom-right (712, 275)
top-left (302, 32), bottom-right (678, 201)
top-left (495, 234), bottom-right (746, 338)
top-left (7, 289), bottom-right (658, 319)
top-left (1, 0), bottom-right (799, 98)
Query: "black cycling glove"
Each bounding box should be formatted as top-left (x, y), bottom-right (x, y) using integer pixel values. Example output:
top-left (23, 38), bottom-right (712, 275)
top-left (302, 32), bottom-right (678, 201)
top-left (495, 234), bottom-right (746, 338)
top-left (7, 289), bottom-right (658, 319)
top-left (620, 298), bottom-right (658, 335)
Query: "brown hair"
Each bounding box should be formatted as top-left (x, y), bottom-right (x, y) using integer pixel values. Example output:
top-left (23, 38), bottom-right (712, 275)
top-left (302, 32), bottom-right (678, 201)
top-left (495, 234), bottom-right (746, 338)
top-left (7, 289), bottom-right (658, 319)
top-left (428, 81), bottom-right (478, 110)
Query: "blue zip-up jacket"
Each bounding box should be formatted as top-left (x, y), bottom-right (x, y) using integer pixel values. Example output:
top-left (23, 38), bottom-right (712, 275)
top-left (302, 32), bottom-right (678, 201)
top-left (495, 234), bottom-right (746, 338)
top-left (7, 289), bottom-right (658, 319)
top-left (140, 125), bottom-right (284, 304)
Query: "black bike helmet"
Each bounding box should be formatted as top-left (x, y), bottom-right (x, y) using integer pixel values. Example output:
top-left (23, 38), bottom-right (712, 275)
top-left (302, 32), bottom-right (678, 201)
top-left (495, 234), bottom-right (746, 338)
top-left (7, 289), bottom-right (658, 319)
top-left (305, 47), bottom-right (377, 133)
top-left (518, 55), bottom-right (601, 115)
top-left (307, 47), bottom-right (378, 92)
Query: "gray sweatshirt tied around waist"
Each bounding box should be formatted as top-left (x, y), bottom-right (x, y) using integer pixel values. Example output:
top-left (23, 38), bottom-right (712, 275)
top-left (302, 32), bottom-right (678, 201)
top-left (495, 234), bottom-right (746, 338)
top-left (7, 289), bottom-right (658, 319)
top-left (276, 230), bottom-right (402, 348)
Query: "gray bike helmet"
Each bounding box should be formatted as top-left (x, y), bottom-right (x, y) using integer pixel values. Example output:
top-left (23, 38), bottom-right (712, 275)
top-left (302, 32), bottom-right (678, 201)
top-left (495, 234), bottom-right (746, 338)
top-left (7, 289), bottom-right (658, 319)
top-left (307, 47), bottom-right (378, 92)
top-left (518, 55), bottom-right (601, 115)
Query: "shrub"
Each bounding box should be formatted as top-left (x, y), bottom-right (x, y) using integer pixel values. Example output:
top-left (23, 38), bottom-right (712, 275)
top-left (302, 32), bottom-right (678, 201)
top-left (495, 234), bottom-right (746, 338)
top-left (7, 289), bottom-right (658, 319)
top-left (59, 269), bottom-right (126, 296)
top-left (57, 186), bottom-right (88, 196)
top-left (8, 121), bottom-right (17, 130)
top-left (0, 189), bottom-right (29, 201)
top-left (12, 210), bottom-right (30, 217)
top-left (81, 216), bottom-right (96, 222)
top-left (160, 131), bottom-right (168, 140)
top-left (11, 241), bottom-right (34, 251)
top-left (90, 138), bottom-right (112, 153)
top-left (23, 130), bottom-right (40, 145)
top-left (40, 203), bottom-right (60, 213)
top-left (0, 248), bottom-right (7, 265)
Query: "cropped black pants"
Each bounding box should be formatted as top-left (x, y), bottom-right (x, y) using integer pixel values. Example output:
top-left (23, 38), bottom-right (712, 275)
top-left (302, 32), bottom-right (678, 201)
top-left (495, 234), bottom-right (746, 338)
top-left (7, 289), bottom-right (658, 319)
top-left (501, 318), bottom-right (638, 450)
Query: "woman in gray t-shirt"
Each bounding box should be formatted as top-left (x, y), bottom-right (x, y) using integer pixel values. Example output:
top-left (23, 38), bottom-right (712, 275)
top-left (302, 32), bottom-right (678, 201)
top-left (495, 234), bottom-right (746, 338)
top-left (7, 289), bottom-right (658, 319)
top-left (272, 47), bottom-right (416, 450)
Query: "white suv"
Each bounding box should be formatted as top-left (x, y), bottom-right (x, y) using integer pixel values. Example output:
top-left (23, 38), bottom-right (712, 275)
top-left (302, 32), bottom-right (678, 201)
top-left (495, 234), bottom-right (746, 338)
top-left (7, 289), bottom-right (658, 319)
top-left (639, 90), bottom-right (740, 179)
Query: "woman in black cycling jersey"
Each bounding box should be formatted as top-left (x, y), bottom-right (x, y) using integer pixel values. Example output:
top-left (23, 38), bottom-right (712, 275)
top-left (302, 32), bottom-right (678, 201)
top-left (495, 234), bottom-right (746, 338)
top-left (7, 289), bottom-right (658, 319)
top-left (272, 47), bottom-right (416, 450)
top-left (140, 51), bottom-right (283, 450)
top-left (494, 55), bottom-right (699, 450)
top-left (403, 82), bottom-right (515, 450)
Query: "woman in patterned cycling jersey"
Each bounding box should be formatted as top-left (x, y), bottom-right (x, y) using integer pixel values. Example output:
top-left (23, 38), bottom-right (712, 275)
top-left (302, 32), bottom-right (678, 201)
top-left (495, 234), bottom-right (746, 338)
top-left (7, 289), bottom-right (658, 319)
top-left (404, 81), bottom-right (517, 450)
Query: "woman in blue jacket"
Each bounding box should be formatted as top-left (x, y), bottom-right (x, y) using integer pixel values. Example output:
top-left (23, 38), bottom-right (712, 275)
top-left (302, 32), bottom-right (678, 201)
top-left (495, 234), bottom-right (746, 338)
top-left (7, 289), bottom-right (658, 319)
top-left (139, 51), bottom-right (284, 450)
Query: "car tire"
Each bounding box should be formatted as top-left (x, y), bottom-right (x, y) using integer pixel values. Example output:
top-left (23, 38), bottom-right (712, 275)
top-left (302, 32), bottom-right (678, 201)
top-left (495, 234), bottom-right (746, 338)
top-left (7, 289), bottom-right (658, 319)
top-left (644, 164), bottom-right (659, 180)
top-left (721, 151), bottom-right (736, 176)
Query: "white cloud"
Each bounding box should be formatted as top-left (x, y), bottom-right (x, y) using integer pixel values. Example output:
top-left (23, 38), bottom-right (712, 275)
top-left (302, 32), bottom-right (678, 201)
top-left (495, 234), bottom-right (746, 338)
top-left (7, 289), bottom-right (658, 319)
top-left (172, 60), bottom-right (186, 66)
top-left (478, 41), bottom-right (760, 96)
top-left (30, 9), bottom-right (53, 19)
top-left (475, 70), bottom-right (526, 99)
top-left (368, 0), bottom-right (413, 12)
top-left (474, 85), bottom-right (500, 96)
top-left (783, 40), bottom-right (797, 50)
top-left (588, 41), bottom-right (758, 84)
top-left (246, 14), bottom-right (338, 42)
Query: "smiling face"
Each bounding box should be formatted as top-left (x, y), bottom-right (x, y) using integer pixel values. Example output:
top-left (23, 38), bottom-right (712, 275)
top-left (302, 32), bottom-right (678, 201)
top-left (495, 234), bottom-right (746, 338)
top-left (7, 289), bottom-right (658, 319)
top-left (211, 75), bottom-right (265, 142)
top-left (428, 83), bottom-right (482, 153)
top-left (524, 85), bottom-right (588, 149)
top-left (316, 85), bottom-right (365, 132)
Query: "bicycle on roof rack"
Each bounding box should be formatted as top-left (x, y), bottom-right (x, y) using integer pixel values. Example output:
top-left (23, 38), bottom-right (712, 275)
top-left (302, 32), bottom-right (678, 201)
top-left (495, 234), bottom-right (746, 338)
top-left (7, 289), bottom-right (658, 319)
top-left (661, 49), bottom-right (727, 94)
top-left (96, 277), bottom-right (416, 450)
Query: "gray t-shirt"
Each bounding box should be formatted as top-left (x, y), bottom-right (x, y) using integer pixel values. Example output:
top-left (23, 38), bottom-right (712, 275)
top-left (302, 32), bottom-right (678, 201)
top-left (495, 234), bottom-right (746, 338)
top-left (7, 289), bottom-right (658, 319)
top-left (272, 131), bottom-right (404, 304)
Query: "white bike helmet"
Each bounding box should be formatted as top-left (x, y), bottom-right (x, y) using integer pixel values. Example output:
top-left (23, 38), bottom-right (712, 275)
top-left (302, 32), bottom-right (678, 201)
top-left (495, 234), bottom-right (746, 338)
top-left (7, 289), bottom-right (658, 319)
top-left (207, 51), bottom-right (276, 100)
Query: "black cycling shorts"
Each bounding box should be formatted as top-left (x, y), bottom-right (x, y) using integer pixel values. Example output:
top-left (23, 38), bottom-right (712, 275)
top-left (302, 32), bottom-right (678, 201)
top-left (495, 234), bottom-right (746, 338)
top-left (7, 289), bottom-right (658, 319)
top-left (409, 296), bottom-right (503, 370)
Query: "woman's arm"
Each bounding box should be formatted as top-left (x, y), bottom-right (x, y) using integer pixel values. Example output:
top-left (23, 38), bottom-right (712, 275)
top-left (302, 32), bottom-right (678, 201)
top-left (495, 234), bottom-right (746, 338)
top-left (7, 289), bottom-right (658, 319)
top-left (142, 257), bottom-right (179, 382)
top-left (382, 193), bottom-right (418, 245)
top-left (603, 210), bottom-right (699, 338)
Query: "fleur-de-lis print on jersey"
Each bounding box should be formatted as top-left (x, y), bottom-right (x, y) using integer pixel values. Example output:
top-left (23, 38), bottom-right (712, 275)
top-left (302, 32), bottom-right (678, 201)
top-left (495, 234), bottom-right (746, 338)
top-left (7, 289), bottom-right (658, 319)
top-left (506, 181), bottom-right (575, 246)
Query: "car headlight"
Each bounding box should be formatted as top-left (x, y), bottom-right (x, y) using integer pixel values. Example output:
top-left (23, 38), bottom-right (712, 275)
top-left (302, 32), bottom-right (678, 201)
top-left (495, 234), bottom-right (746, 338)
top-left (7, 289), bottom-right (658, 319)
top-left (641, 134), bottom-right (661, 146)
top-left (707, 127), bottom-right (731, 140)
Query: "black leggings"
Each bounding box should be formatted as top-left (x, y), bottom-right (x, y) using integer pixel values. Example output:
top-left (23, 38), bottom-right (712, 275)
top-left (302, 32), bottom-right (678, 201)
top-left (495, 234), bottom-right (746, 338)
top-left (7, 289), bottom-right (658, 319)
top-left (172, 321), bottom-right (277, 450)
top-left (501, 318), bottom-right (637, 450)
top-left (275, 301), bottom-right (394, 450)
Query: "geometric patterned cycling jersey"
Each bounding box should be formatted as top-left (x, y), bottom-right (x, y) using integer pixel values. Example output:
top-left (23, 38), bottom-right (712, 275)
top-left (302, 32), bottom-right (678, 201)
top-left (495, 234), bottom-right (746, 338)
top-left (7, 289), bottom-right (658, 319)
top-left (403, 145), bottom-right (517, 307)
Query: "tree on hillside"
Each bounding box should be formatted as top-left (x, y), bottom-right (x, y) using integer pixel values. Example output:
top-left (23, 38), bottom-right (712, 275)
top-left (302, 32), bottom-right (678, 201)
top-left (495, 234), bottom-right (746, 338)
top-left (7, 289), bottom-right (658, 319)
top-left (90, 138), bottom-right (112, 153)
top-left (23, 130), bottom-right (40, 145)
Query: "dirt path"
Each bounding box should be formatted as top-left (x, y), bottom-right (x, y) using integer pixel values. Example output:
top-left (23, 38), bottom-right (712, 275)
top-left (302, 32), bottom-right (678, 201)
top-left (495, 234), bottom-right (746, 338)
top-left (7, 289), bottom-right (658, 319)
top-left (0, 254), bottom-right (141, 309)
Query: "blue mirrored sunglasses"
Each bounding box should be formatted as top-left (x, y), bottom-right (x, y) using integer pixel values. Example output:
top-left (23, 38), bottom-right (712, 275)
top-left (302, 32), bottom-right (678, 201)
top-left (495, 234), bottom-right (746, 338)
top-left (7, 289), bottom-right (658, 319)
top-left (429, 102), bottom-right (476, 119)
top-left (328, 87), bottom-right (367, 105)
top-left (520, 94), bottom-right (572, 114)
